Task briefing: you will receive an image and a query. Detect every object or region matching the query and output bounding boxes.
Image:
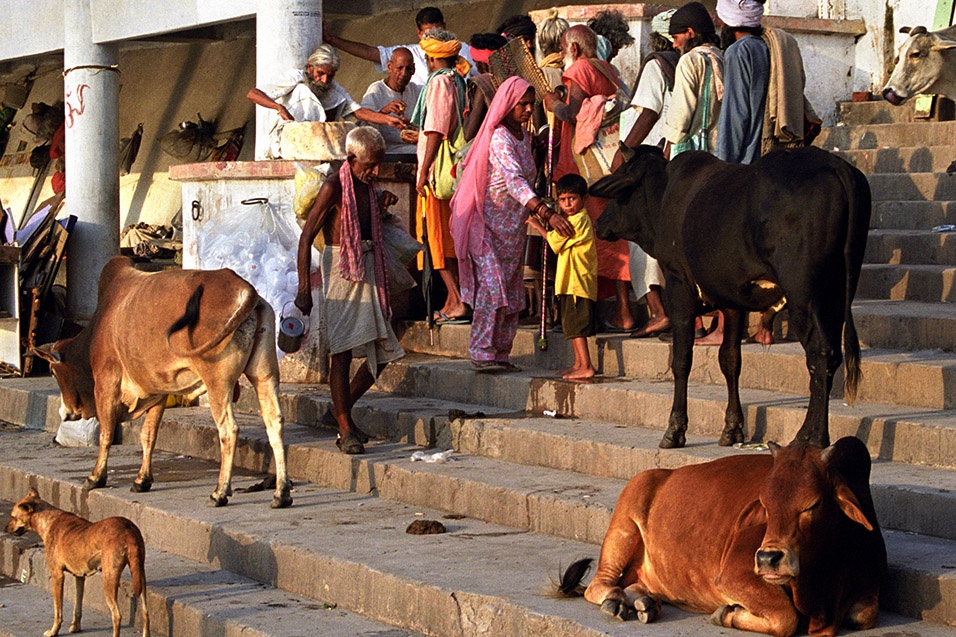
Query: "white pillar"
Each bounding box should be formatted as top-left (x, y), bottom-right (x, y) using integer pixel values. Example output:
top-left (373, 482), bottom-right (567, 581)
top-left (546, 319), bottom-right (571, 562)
top-left (64, 0), bottom-right (120, 319)
top-left (255, 0), bottom-right (323, 159)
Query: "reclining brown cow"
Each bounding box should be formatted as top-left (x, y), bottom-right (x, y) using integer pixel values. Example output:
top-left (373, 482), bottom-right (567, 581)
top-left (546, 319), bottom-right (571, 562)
top-left (35, 256), bottom-right (292, 508)
top-left (563, 436), bottom-right (886, 636)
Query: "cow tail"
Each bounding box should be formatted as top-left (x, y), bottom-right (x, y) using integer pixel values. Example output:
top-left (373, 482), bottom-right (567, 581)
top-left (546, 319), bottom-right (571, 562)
top-left (839, 165), bottom-right (870, 406)
top-left (166, 283), bottom-right (258, 357)
top-left (551, 558), bottom-right (593, 597)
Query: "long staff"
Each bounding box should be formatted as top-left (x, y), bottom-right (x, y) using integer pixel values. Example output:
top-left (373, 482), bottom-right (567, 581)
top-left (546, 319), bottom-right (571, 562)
top-left (537, 119), bottom-right (556, 351)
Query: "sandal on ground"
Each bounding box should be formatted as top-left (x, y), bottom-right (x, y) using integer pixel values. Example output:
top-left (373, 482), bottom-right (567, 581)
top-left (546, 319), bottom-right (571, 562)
top-left (471, 360), bottom-right (501, 371)
top-left (434, 311), bottom-right (471, 325)
top-left (631, 323), bottom-right (671, 339)
top-left (336, 432), bottom-right (365, 455)
top-left (602, 320), bottom-right (630, 334)
top-left (497, 361), bottom-right (521, 372)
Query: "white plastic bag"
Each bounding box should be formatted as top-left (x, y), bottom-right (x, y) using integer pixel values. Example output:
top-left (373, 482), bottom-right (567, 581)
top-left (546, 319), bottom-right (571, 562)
top-left (410, 449), bottom-right (455, 463)
top-left (54, 417), bottom-right (99, 447)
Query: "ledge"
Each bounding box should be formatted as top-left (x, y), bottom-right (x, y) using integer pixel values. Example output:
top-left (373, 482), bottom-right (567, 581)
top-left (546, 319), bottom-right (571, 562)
top-left (169, 160), bottom-right (416, 182)
top-left (530, 4), bottom-right (866, 38)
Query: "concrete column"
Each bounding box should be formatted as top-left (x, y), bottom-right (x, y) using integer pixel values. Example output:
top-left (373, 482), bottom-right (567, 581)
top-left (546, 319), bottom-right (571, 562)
top-left (254, 0), bottom-right (323, 159)
top-left (64, 0), bottom-right (120, 319)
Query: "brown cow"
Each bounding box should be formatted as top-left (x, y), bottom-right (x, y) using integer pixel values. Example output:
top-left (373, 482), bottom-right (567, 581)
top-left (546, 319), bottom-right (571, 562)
top-left (563, 437), bottom-right (886, 636)
top-left (35, 257), bottom-right (292, 509)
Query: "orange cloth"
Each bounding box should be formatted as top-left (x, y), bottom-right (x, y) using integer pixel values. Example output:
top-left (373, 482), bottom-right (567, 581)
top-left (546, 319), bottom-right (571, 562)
top-left (420, 38), bottom-right (472, 77)
top-left (417, 190), bottom-right (456, 270)
top-left (557, 58), bottom-right (629, 282)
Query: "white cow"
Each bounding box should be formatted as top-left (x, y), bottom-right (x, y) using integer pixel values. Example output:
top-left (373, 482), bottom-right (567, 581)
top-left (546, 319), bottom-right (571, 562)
top-left (883, 25), bottom-right (956, 173)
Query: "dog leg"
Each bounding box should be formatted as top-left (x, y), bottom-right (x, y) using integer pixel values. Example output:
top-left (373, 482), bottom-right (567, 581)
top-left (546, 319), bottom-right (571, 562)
top-left (133, 403), bottom-right (165, 493)
top-left (102, 568), bottom-right (121, 637)
top-left (69, 575), bottom-right (84, 633)
top-left (45, 569), bottom-right (64, 637)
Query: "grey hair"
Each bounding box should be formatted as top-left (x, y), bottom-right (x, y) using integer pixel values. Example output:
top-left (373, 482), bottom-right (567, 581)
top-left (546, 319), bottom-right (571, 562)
top-left (346, 126), bottom-right (386, 159)
top-left (537, 8), bottom-right (569, 56)
top-left (308, 44), bottom-right (340, 72)
top-left (563, 24), bottom-right (597, 58)
top-left (421, 27), bottom-right (458, 42)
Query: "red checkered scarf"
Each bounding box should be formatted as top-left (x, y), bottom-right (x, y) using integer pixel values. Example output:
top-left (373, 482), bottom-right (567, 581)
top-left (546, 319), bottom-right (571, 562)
top-left (338, 161), bottom-right (391, 319)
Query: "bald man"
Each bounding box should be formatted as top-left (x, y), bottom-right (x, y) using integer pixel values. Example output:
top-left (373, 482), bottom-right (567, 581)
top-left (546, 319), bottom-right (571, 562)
top-left (360, 47), bottom-right (422, 157)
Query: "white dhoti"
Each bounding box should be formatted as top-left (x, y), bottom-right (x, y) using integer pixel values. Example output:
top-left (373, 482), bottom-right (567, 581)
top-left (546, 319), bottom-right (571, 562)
top-left (322, 244), bottom-right (404, 376)
top-left (628, 241), bottom-right (664, 300)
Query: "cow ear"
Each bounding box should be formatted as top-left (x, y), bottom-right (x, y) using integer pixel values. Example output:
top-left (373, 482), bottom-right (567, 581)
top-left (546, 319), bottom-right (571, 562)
top-left (767, 440), bottom-right (782, 457)
top-left (899, 26), bottom-right (911, 34)
top-left (32, 344), bottom-right (61, 364)
top-left (27, 487), bottom-right (39, 498)
top-left (932, 40), bottom-right (956, 51)
top-left (733, 499), bottom-right (767, 532)
top-left (833, 481), bottom-right (873, 531)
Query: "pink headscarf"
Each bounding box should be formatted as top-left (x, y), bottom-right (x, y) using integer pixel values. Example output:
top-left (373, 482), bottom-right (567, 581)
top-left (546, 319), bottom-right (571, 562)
top-left (450, 76), bottom-right (533, 301)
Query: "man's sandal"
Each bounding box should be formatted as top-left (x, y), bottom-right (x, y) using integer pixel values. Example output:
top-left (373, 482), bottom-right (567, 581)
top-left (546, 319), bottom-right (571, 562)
top-left (336, 432), bottom-right (365, 455)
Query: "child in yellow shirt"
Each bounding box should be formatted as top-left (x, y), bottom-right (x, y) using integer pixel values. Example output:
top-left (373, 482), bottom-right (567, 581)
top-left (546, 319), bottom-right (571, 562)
top-left (528, 174), bottom-right (598, 379)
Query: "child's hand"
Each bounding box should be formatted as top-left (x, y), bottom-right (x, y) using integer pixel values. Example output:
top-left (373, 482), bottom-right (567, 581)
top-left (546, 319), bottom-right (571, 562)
top-left (526, 216), bottom-right (547, 236)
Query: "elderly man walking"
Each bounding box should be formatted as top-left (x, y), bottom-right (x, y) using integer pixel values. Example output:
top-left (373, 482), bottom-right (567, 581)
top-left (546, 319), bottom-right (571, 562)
top-left (247, 44), bottom-right (407, 158)
top-left (544, 24), bottom-right (635, 334)
top-left (295, 127), bottom-right (404, 455)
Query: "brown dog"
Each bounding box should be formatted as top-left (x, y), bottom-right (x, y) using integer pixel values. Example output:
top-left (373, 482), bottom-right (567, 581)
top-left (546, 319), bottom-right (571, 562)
top-left (5, 489), bottom-right (150, 637)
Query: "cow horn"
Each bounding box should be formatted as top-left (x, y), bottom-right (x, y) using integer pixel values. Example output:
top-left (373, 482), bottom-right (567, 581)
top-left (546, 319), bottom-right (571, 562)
top-left (910, 26), bottom-right (928, 36)
top-left (899, 26), bottom-right (911, 34)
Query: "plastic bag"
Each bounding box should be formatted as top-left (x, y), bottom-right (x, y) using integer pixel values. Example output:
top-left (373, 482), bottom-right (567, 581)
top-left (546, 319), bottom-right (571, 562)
top-left (410, 449), bottom-right (455, 463)
top-left (54, 417), bottom-right (99, 447)
top-left (293, 162), bottom-right (331, 220)
top-left (196, 198), bottom-right (304, 358)
top-left (382, 214), bottom-right (423, 264)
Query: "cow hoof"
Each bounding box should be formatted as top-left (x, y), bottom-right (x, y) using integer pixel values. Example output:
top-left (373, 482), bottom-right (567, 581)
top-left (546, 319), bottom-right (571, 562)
top-left (208, 493), bottom-right (229, 507)
top-left (271, 493), bottom-right (293, 509)
top-left (600, 599), bottom-right (631, 621)
top-left (84, 476), bottom-right (106, 490)
top-left (718, 426), bottom-right (744, 446)
top-left (634, 596), bottom-right (657, 623)
top-left (658, 430), bottom-right (686, 449)
top-left (636, 608), bottom-right (657, 624)
top-left (710, 604), bottom-right (738, 627)
top-left (131, 478), bottom-right (153, 493)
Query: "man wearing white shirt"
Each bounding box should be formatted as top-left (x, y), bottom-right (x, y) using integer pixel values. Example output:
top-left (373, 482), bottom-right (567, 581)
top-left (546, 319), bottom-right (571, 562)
top-left (324, 6), bottom-right (475, 87)
top-left (247, 45), bottom-right (407, 158)
top-left (360, 48), bottom-right (422, 157)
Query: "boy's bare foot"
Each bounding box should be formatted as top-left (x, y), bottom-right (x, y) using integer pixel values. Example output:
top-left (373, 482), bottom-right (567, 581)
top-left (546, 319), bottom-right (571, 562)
top-left (563, 366), bottom-right (595, 380)
top-left (556, 366), bottom-right (575, 377)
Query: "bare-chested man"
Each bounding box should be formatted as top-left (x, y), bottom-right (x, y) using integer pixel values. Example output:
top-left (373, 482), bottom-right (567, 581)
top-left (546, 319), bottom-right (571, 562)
top-left (295, 127), bottom-right (404, 454)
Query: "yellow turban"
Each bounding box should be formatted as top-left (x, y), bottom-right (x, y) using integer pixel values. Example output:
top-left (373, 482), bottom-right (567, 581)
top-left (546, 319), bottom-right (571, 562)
top-left (420, 38), bottom-right (472, 76)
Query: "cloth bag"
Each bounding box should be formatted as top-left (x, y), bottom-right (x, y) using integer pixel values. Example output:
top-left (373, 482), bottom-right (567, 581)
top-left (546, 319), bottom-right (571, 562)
top-left (431, 123), bottom-right (467, 200)
top-left (382, 214), bottom-right (423, 294)
top-left (572, 59), bottom-right (631, 183)
top-left (671, 60), bottom-right (713, 156)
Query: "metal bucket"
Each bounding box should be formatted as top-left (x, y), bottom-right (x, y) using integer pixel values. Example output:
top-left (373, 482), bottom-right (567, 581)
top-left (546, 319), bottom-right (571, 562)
top-left (278, 302), bottom-right (305, 353)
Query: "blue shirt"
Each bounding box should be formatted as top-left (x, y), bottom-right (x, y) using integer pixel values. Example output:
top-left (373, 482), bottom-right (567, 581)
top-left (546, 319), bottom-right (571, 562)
top-left (715, 35), bottom-right (770, 165)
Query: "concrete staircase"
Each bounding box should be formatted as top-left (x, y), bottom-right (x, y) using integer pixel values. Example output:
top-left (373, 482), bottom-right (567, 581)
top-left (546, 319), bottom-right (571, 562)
top-left (2, 99), bottom-right (956, 635)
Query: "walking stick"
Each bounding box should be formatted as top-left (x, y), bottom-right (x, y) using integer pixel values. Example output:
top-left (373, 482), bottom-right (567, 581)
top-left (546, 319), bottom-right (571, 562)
top-left (537, 119), bottom-right (556, 351)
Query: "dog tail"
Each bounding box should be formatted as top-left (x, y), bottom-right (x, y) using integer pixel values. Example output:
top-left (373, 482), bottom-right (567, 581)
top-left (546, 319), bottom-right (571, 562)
top-left (127, 523), bottom-right (147, 597)
top-left (127, 522), bottom-right (151, 634)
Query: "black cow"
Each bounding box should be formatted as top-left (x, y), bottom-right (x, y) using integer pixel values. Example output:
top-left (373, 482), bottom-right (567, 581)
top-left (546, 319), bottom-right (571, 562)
top-left (592, 146), bottom-right (871, 449)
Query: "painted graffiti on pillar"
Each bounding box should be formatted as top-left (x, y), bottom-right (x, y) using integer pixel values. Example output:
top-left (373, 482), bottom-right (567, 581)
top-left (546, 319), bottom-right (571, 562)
top-left (64, 84), bottom-right (89, 128)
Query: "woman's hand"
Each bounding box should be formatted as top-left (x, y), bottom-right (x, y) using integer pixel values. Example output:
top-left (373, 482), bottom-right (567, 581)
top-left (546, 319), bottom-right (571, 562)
top-left (548, 211), bottom-right (574, 238)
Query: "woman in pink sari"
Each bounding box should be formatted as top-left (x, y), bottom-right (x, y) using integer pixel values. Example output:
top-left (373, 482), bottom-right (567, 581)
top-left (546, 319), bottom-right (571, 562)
top-left (451, 76), bottom-right (573, 370)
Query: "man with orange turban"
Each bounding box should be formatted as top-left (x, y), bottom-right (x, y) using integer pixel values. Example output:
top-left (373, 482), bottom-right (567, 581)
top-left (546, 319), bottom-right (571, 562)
top-left (405, 28), bottom-right (472, 324)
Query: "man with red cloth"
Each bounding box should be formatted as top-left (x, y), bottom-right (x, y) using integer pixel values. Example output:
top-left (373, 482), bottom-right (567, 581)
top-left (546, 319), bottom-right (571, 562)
top-left (544, 25), bottom-right (634, 333)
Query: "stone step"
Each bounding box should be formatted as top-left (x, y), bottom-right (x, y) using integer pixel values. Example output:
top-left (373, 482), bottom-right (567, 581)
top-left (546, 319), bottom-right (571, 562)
top-left (207, 389), bottom-right (956, 543)
top-left (858, 263), bottom-right (956, 302)
top-left (0, 502), bottom-right (410, 637)
top-left (397, 322), bottom-right (956, 411)
top-left (0, 575), bottom-right (125, 637)
top-left (853, 299), bottom-right (956, 351)
top-left (867, 172), bottom-right (956, 202)
top-left (0, 429), bottom-right (954, 631)
top-left (839, 146), bottom-right (956, 175)
top-left (866, 229), bottom-right (956, 266)
top-left (837, 98), bottom-right (955, 127)
top-left (816, 121), bottom-right (956, 151)
top-left (873, 200), bottom-right (956, 230)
